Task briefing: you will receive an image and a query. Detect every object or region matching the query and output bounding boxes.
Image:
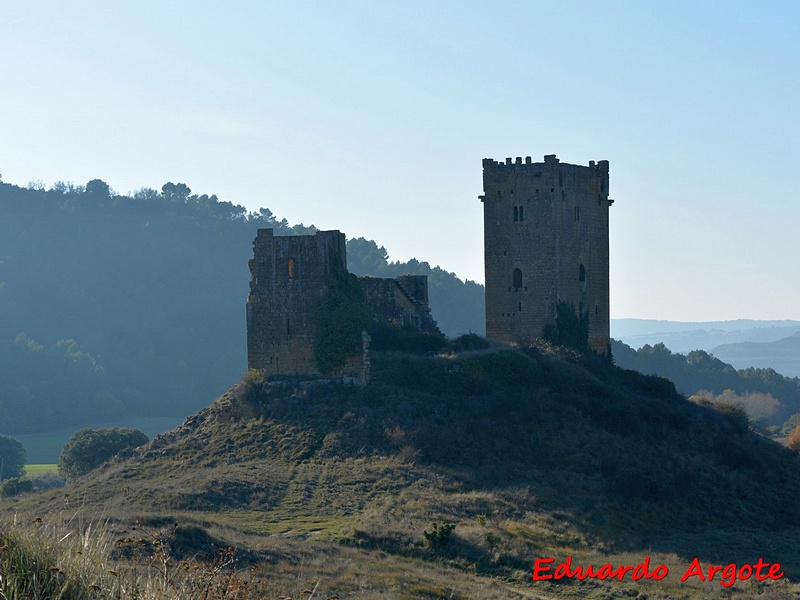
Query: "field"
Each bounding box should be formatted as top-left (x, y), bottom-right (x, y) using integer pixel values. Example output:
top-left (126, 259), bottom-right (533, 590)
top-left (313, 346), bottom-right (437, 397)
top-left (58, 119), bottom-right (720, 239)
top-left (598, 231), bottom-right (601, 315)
top-left (23, 464), bottom-right (59, 476)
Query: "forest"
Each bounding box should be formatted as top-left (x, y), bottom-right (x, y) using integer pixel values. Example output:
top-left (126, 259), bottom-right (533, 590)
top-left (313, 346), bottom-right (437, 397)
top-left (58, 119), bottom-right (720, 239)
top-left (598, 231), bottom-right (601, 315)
top-left (0, 178), bottom-right (483, 433)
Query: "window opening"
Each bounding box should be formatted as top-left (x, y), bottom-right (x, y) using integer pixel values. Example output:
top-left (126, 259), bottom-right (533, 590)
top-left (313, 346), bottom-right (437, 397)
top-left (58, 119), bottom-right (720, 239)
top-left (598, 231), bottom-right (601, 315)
top-left (579, 264), bottom-right (586, 283)
top-left (288, 258), bottom-right (295, 279)
top-left (513, 268), bottom-right (522, 291)
top-left (519, 206), bottom-right (524, 221)
top-left (513, 206), bottom-right (518, 222)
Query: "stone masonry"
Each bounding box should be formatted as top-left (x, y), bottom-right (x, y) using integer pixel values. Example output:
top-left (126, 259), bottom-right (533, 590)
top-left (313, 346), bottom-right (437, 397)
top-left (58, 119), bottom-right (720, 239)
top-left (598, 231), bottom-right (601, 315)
top-left (246, 228), bottom-right (439, 379)
top-left (481, 154), bottom-right (612, 354)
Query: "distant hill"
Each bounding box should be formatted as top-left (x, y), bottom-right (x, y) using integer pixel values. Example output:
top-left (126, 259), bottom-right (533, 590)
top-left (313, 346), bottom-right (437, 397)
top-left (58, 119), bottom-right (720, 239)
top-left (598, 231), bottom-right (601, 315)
top-left (0, 179), bottom-right (483, 433)
top-left (19, 341), bottom-right (800, 593)
top-left (611, 338), bottom-right (800, 426)
top-left (612, 318), bottom-right (800, 354)
top-left (712, 332), bottom-right (800, 378)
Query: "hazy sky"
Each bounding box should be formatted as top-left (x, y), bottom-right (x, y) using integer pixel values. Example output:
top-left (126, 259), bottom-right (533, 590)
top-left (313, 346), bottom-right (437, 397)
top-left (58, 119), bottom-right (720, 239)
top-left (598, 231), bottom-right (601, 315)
top-left (2, 1), bottom-right (798, 321)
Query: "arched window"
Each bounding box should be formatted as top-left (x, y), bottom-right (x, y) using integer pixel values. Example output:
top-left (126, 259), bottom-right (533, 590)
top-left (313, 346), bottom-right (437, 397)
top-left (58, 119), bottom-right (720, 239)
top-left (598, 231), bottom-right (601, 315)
top-left (513, 206), bottom-right (519, 222)
top-left (512, 268), bottom-right (522, 291)
top-left (579, 264), bottom-right (586, 283)
top-left (288, 258), bottom-right (295, 280)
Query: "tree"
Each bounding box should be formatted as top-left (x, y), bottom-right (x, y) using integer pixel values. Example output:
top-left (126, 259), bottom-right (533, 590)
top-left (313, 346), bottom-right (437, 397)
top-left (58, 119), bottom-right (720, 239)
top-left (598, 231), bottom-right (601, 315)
top-left (59, 427), bottom-right (148, 479)
top-left (161, 182), bottom-right (192, 202)
top-left (788, 423), bottom-right (800, 453)
top-left (85, 179), bottom-right (111, 199)
top-left (0, 435), bottom-right (26, 480)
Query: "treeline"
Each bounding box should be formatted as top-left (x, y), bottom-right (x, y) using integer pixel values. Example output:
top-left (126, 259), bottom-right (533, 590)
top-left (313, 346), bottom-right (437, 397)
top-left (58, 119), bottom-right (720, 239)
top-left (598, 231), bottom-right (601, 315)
top-left (0, 178), bottom-right (483, 433)
top-left (612, 339), bottom-right (800, 426)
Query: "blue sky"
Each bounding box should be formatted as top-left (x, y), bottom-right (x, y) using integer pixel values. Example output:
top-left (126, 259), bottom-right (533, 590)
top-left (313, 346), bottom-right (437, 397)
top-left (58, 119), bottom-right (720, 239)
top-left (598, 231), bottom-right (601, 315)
top-left (2, 1), bottom-right (798, 321)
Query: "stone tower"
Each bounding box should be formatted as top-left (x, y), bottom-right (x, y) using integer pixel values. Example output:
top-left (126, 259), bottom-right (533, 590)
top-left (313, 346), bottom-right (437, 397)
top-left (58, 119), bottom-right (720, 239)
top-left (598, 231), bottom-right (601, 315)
top-left (480, 154), bottom-right (612, 354)
top-left (247, 228), bottom-right (440, 379)
top-left (246, 229), bottom-right (355, 376)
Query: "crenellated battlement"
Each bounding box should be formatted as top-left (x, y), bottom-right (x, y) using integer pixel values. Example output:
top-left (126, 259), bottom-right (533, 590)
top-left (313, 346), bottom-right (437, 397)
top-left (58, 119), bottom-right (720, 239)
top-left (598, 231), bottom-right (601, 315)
top-left (482, 154), bottom-right (608, 172)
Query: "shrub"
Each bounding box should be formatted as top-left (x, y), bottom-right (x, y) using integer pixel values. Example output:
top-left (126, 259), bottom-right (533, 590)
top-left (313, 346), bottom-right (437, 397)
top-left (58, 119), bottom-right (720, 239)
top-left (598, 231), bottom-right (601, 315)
top-left (448, 333), bottom-right (489, 353)
top-left (423, 522), bottom-right (455, 551)
top-left (541, 300), bottom-right (589, 353)
top-left (0, 434), bottom-right (26, 480)
top-left (787, 423), bottom-right (800, 453)
top-left (59, 427), bottom-right (148, 479)
top-left (0, 477), bottom-right (34, 497)
top-left (711, 402), bottom-right (750, 433)
top-left (369, 322), bottom-right (447, 354)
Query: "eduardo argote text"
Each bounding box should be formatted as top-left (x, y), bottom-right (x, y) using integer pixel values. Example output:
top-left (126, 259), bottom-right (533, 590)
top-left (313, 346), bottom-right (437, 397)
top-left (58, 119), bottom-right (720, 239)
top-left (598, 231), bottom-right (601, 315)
top-left (532, 556), bottom-right (784, 588)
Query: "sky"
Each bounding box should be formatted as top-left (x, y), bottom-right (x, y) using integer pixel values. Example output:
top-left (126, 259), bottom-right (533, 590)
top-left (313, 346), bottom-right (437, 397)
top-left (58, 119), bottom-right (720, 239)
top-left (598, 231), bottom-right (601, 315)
top-left (2, 1), bottom-right (799, 322)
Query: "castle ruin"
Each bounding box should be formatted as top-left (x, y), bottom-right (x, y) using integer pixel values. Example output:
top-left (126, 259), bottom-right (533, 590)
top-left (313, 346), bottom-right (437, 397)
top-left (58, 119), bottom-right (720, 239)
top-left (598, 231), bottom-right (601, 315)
top-left (481, 154), bottom-right (612, 354)
top-left (246, 228), bottom-right (438, 379)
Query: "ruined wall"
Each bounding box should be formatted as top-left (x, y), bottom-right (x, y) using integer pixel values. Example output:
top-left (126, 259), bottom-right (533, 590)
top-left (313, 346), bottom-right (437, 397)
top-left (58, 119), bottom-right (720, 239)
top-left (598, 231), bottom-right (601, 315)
top-left (361, 275), bottom-right (438, 332)
top-left (481, 154), bottom-right (612, 354)
top-left (246, 229), bottom-right (348, 376)
top-left (247, 229), bottom-right (439, 380)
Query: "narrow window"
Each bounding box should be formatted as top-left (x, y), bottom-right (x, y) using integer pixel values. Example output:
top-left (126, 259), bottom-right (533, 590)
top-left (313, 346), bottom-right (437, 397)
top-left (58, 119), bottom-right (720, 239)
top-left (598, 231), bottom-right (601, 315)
top-left (519, 206), bottom-right (524, 221)
top-left (513, 206), bottom-right (518, 222)
top-left (287, 318), bottom-right (291, 337)
top-left (579, 264), bottom-right (586, 283)
top-left (288, 258), bottom-right (295, 279)
top-left (518, 302), bottom-right (522, 312)
top-left (513, 268), bottom-right (522, 291)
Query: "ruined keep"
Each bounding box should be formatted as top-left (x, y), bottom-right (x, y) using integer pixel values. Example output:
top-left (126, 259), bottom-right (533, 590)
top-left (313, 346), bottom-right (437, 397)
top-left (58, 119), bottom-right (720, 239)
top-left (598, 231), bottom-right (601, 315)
top-left (246, 228), bottom-right (438, 379)
top-left (481, 154), bottom-right (612, 354)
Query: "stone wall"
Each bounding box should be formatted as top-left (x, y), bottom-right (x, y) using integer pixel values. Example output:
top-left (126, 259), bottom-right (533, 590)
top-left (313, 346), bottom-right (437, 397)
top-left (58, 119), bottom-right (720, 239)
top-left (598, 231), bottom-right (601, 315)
top-left (247, 228), bottom-right (439, 380)
top-left (246, 229), bottom-right (347, 376)
top-left (481, 154), bottom-right (612, 354)
top-left (360, 275), bottom-right (438, 332)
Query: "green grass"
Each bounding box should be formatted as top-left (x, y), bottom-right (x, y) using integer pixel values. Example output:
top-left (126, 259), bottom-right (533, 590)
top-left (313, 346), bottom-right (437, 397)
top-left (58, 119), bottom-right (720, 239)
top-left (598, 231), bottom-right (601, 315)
top-left (24, 464), bottom-right (59, 476)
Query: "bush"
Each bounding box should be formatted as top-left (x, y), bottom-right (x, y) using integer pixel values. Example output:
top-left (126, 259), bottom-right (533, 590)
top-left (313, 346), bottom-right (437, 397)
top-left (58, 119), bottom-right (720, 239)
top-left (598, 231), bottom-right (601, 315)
top-left (711, 402), bottom-right (750, 433)
top-left (447, 333), bottom-right (489, 353)
top-left (423, 522), bottom-right (455, 551)
top-left (787, 423), bottom-right (800, 453)
top-left (369, 322), bottom-right (447, 354)
top-left (0, 476), bottom-right (34, 497)
top-left (0, 435), bottom-right (26, 480)
top-left (59, 427), bottom-right (148, 479)
top-left (541, 300), bottom-right (589, 353)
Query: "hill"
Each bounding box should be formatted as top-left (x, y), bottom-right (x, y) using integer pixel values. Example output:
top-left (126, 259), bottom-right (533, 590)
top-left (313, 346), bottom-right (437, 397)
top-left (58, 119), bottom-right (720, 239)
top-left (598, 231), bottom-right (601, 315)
top-left (11, 341), bottom-right (800, 597)
top-left (0, 179), bottom-right (484, 433)
top-left (712, 332), bottom-right (800, 378)
top-left (612, 318), bottom-right (800, 354)
top-left (611, 339), bottom-right (800, 428)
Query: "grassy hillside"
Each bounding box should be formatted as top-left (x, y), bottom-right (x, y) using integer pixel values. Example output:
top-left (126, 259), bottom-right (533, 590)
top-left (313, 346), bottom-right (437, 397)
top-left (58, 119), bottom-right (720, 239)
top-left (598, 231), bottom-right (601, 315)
top-left (6, 341), bottom-right (800, 598)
